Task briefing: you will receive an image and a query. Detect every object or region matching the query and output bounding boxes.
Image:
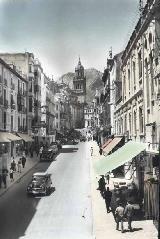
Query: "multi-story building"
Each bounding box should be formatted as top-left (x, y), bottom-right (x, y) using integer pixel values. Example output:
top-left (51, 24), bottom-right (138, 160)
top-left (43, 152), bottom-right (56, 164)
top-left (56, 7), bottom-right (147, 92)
top-left (113, 0), bottom-right (160, 227)
top-left (0, 58), bottom-right (28, 169)
top-left (0, 52), bottom-right (35, 136)
top-left (84, 104), bottom-right (94, 128)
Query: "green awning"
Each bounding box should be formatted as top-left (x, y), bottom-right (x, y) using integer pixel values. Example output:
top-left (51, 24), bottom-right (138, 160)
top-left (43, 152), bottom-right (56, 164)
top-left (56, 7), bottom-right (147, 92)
top-left (95, 141), bottom-right (146, 175)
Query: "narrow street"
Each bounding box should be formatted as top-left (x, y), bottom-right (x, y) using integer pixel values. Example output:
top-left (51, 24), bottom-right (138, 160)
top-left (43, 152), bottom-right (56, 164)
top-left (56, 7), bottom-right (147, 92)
top-left (0, 142), bottom-right (93, 239)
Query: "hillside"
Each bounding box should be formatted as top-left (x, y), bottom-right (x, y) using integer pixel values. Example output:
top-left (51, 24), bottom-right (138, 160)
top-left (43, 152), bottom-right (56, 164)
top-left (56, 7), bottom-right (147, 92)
top-left (58, 68), bottom-right (103, 103)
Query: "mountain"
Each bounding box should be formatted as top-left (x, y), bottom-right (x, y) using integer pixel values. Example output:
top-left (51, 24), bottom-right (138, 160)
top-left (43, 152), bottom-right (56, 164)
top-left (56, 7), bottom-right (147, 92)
top-left (58, 68), bottom-right (103, 103)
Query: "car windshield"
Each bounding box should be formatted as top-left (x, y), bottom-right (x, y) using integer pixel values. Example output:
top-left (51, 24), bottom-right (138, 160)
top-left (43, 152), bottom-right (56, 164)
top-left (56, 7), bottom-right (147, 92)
top-left (32, 176), bottom-right (46, 182)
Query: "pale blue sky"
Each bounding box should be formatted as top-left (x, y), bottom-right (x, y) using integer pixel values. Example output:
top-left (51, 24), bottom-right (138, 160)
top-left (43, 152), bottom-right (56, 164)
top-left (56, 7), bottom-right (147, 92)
top-left (0, 0), bottom-right (139, 78)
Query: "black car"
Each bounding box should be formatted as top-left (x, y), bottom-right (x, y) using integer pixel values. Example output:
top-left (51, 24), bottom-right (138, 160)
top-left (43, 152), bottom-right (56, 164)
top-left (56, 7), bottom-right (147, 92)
top-left (27, 172), bottom-right (52, 196)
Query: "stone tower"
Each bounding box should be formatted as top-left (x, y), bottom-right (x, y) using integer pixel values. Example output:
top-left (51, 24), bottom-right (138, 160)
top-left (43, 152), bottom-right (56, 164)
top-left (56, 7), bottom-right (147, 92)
top-left (73, 57), bottom-right (86, 103)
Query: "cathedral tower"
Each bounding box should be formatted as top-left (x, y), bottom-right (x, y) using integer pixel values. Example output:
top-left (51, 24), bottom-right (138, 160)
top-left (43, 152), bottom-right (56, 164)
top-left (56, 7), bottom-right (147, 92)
top-left (73, 57), bottom-right (86, 103)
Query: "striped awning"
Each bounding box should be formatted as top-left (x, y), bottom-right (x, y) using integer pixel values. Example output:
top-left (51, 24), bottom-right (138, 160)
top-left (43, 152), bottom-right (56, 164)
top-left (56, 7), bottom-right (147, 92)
top-left (103, 137), bottom-right (122, 154)
top-left (95, 141), bottom-right (146, 175)
top-left (101, 138), bottom-right (113, 149)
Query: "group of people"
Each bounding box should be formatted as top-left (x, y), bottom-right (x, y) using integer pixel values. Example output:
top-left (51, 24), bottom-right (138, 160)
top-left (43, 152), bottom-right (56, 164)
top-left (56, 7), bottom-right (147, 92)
top-left (9, 155), bottom-right (26, 181)
top-left (98, 175), bottom-right (135, 233)
top-left (0, 154), bottom-right (27, 188)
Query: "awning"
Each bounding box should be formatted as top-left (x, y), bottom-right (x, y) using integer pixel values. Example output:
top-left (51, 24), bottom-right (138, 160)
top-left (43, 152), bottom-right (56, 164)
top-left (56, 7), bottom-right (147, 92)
top-left (103, 137), bottom-right (122, 154)
top-left (0, 132), bottom-right (11, 143)
top-left (17, 133), bottom-right (34, 142)
top-left (95, 141), bottom-right (146, 175)
top-left (7, 133), bottom-right (22, 141)
top-left (101, 138), bottom-right (113, 149)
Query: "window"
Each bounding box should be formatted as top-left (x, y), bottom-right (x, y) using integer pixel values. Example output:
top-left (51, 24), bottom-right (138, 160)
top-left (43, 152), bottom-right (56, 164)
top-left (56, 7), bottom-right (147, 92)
top-left (29, 65), bottom-right (32, 73)
top-left (132, 61), bottom-right (136, 86)
top-left (138, 51), bottom-right (142, 78)
top-left (29, 97), bottom-right (32, 113)
top-left (11, 115), bottom-right (13, 131)
top-left (4, 112), bottom-right (6, 129)
top-left (139, 107), bottom-right (143, 133)
top-left (145, 59), bottom-right (150, 107)
top-left (133, 111), bottom-right (137, 135)
top-left (128, 69), bottom-right (131, 91)
top-left (18, 117), bottom-right (20, 129)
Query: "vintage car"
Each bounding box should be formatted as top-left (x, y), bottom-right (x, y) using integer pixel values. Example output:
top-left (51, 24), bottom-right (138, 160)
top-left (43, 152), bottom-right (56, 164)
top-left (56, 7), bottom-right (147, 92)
top-left (40, 148), bottom-right (55, 161)
top-left (27, 172), bottom-right (52, 196)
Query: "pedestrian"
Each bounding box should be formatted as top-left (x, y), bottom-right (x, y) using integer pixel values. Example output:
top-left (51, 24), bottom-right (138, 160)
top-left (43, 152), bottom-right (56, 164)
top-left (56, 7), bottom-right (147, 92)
top-left (124, 201), bottom-right (134, 232)
top-left (17, 158), bottom-right (22, 173)
top-left (39, 146), bottom-right (43, 160)
top-left (90, 147), bottom-right (93, 156)
top-left (21, 156), bottom-right (26, 168)
top-left (106, 173), bottom-right (110, 184)
top-left (104, 187), bottom-right (112, 213)
top-left (98, 175), bottom-right (106, 197)
top-left (2, 168), bottom-right (8, 188)
top-left (99, 147), bottom-right (103, 155)
top-left (115, 202), bottom-right (124, 233)
top-left (9, 168), bottom-right (14, 182)
top-left (11, 158), bottom-right (16, 172)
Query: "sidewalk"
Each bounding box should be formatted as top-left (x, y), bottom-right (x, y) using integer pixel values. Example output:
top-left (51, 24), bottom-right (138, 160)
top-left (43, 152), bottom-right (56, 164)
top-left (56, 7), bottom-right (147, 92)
top-left (88, 141), bottom-right (158, 239)
top-left (0, 152), bottom-right (39, 197)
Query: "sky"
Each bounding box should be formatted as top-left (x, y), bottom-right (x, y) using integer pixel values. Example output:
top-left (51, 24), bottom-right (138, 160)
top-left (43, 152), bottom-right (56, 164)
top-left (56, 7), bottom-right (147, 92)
top-left (0, 0), bottom-right (140, 79)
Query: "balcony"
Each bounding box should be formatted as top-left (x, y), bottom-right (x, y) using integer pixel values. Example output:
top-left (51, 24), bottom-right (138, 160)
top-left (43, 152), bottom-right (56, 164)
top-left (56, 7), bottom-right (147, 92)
top-left (4, 99), bottom-right (8, 109)
top-left (11, 102), bottom-right (16, 110)
top-left (18, 88), bottom-right (23, 95)
top-left (22, 107), bottom-right (27, 114)
top-left (0, 96), bottom-right (3, 105)
top-left (18, 126), bottom-right (28, 133)
top-left (11, 83), bottom-right (15, 90)
top-left (34, 99), bottom-right (41, 108)
top-left (34, 84), bottom-right (39, 93)
top-left (4, 78), bottom-right (7, 86)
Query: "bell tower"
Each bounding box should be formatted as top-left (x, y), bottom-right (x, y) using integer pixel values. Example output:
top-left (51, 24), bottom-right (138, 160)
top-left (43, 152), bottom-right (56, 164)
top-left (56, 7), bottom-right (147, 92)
top-left (73, 57), bottom-right (86, 103)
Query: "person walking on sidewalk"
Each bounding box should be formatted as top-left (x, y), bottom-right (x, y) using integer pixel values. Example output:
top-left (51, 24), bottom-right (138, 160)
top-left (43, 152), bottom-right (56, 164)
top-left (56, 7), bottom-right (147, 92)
top-left (9, 168), bottom-right (14, 182)
top-left (98, 175), bottom-right (106, 197)
top-left (124, 201), bottom-right (134, 232)
top-left (17, 158), bottom-right (22, 173)
top-left (90, 147), bottom-right (93, 156)
top-left (21, 156), bottom-right (26, 168)
top-left (115, 202), bottom-right (124, 233)
top-left (104, 187), bottom-right (112, 213)
top-left (106, 172), bottom-right (110, 184)
top-left (2, 168), bottom-right (8, 188)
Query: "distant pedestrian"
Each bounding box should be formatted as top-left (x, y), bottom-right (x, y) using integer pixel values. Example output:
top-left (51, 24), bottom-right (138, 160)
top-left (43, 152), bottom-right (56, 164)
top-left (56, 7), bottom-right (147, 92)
top-left (21, 156), bottom-right (26, 168)
top-left (39, 146), bottom-right (43, 159)
top-left (11, 159), bottom-right (16, 172)
top-left (98, 175), bottom-right (106, 197)
top-left (124, 201), bottom-right (134, 232)
top-left (104, 187), bottom-right (112, 213)
top-left (115, 202), bottom-right (124, 233)
top-left (2, 168), bottom-right (8, 188)
top-left (9, 168), bottom-right (14, 182)
top-left (106, 173), bottom-right (110, 184)
top-left (17, 158), bottom-right (22, 173)
top-left (99, 147), bottom-right (103, 155)
top-left (90, 147), bottom-right (93, 156)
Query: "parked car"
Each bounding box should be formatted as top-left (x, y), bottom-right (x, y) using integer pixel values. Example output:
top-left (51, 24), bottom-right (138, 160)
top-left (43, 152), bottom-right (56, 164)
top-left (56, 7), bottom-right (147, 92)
top-left (40, 148), bottom-right (54, 162)
top-left (50, 142), bottom-right (59, 154)
top-left (27, 172), bottom-right (52, 196)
